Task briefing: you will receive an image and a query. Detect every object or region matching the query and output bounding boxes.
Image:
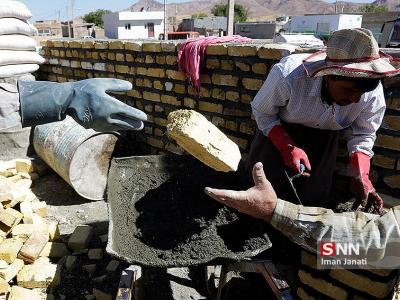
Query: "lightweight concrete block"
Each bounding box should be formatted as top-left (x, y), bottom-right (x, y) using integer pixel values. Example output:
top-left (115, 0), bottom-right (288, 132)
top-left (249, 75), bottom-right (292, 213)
top-left (68, 225), bottom-right (93, 250)
top-left (167, 110), bottom-right (241, 172)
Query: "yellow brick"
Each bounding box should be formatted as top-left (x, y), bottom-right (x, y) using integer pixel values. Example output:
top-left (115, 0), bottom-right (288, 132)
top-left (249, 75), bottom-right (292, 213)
top-left (68, 41), bottom-right (82, 48)
top-left (153, 81), bottom-right (164, 90)
top-left (174, 84), bottom-right (186, 94)
top-left (155, 105), bottom-right (164, 113)
top-left (199, 101), bottom-right (223, 114)
top-left (330, 269), bottom-right (396, 298)
top-left (205, 44), bottom-right (227, 55)
top-left (125, 41), bottom-right (142, 51)
top-left (106, 64), bottom-right (115, 72)
top-left (184, 98), bottom-right (196, 108)
top-left (199, 87), bottom-right (210, 98)
top-left (166, 55), bottom-right (177, 65)
top-left (212, 74), bottom-right (238, 87)
top-left (143, 92), bottom-right (161, 102)
top-left (135, 56), bottom-right (144, 63)
top-left (252, 63), bottom-right (267, 75)
top-left (154, 117), bottom-right (167, 127)
top-left (136, 101), bottom-right (144, 110)
top-left (224, 108), bottom-right (251, 118)
top-left (228, 45), bottom-right (258, 57)
top-left (384, 175), bottom-right (400, 189)
top-left (99, 52), bottom-right (108, 60)
top-left (221, 60), bottom-right (234, 70)
top-left (115, 65), bottom-right (130, 74)
top-left (227, 135), bottom-right (248, 150)
top-left (50, 49), bottom-right (59, 56)
top-left (115, 53), bottom-right (125, 62)
top-left (382, 115), bottom-right (400, 131)
top-left (226, 91), bottom-right (239, 102)
top-left (144, 126), bottom-right (153, 135)
top-left (297, 287), bottom-right (316, 300)
top-left (65, 50), bottom-right (72, 58)
top-left (94, 41), bottom-right (109, 49)
top-left (71, 49), bottom-right (79, 57)
top-left (211, 116), bottom-right (225, 127)
top-left (242, 78), bottom-right (263, 91)
top-left (375, 134), bottom-right (400, 151)
top-left (147, 68), bottom-right (165, 78)
top-left (239, 121), bottom-right (255, 135)
top-left (127, 90), bottom-right (142, 98)
top-left (82, 41), bottom-right (95, 49)
top-left (143, 79), bottom-right (152, 88)
top-left (258, 44), bottom-right (296, 60)
top-left (107, 53), bottom-right (115, 60)
top-left (59, 50), bottom-right (65, 58)
top-left (156, 56), bottom-right (166, 64)
top-left (235, 61), bottom-right (250, 71)
top-left (126, 54), bottom-right (134, 62)
top-left (144, 105), bottom-right (153, 112)
top-left (166, 70), bottom-right (186, 81)
top-left (109, 41), bottom-right (124, 50)
top-left (143, 42), bottom-right (162, 52)
top-left (200, 74), bottom-right (211, 84)
top-left (136, 78), bottom-right (144, 87)
top-left (206, 59), bottom-right (220, 69)
top-left (161, 95), bottom-right (181, 106)
top-left (161, 42), bottom-right (176, 52)
top-left (136, 67), bottom-right (147, 76)
top-left (225, 121), bottom-right (238, 131)
top-left (298, 270), bottom-right (347, 300)
top-left (212, 88), bottom-right (225, 100)
top-left (154, 128), bottom-right (163, 137)
top-left (301, 251), bottom-right (318, 269)
top-left (92, 52), bottom-right (99, 60)
top-left (52, 40), bottom-right (64, 47)
top-left (372, 155), bottom-right (395, 169)
top-left (145, 55), bottom-right (155, 63)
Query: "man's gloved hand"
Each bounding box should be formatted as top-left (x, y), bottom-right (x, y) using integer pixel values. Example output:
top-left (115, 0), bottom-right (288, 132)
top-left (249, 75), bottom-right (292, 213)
top-left (268, 125), bottom-right (311, 176)
top-left (350, 151), bottom-right (383, 214)
top-left (18, 78), bottom-right (147, 132)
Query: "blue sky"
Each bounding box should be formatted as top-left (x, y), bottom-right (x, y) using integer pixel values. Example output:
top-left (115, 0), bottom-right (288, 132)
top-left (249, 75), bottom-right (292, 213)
top-left (20, 0), bottom-right (376, 21)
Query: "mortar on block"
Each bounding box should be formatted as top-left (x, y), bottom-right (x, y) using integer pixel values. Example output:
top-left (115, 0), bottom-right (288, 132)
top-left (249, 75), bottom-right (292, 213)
top-left (106, 154), bottom-right (272, 267)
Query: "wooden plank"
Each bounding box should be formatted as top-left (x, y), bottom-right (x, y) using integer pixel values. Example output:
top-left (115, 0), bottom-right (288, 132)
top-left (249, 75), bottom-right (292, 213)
top-left (259, 261), bottom-right (292, 300)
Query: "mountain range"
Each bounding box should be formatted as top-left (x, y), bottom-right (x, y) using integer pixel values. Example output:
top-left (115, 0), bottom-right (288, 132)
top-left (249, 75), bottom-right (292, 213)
top-left (124, 0), bottom-right (398, 19)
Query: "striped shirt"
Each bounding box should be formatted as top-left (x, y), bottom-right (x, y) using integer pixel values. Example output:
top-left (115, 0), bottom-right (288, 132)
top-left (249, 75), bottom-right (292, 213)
top-left (251, 54), bottom-right (386, 156)
top-left (271, 199), bottom-right (400, 268)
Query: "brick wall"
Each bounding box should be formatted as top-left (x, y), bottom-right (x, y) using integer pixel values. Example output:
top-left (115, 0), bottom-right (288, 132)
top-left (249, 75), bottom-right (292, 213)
top-left (36, 39), bottom-right (400, 196)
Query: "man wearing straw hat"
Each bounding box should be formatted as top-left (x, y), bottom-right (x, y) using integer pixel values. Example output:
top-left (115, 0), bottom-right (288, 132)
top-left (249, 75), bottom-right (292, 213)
top-left (247, 28), bottom-right (400, 214)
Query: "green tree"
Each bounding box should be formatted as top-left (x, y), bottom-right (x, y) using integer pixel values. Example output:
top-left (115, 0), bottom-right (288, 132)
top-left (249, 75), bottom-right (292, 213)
top-left (83, 9), bottom-right (111, 28)
top-left (359, 4), bottom-right (387, 13)
top-left (192, 12), bottom-right (208, 18)
top-left (211, 3), bottom-right (249, 22)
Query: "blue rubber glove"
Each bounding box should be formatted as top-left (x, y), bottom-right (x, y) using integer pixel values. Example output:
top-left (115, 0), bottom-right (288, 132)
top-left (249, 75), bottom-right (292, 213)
top-left (18, 78), bottom-right (147, 132)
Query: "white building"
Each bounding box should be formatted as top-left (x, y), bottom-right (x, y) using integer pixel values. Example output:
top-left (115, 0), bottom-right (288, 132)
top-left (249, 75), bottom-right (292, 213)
top-left (103, 11), bottom-right (164, 39)
top-left (285, 14), bottom-right (363, 38)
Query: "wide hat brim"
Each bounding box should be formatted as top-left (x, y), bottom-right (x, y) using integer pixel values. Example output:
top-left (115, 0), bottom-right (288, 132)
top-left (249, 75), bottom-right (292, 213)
top-left (303, 50), bottom-right (400, 78)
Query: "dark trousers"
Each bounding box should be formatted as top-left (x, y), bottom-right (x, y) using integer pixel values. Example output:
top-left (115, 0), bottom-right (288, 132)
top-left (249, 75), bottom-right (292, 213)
top-left (247, 122), bottom-right (341, 208)
top-left (247, 122), bottom-right (341, 291)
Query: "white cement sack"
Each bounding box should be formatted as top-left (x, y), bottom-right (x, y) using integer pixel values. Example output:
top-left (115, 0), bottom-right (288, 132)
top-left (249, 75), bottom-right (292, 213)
top-left (0, 35), bottom-right (36, 50)
top-left (0, 18), bottom-right (36, 36)
top-left (0, 64), bottom-right (39, 78)
top-left (0, 1), bottom-right (32, 20)
top-left (0, 50), bottom-right (44, 66)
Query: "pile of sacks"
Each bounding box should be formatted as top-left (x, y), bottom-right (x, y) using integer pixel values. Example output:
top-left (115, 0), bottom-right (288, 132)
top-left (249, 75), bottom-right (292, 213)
top-left (0, 0), bottom-right (44, 78)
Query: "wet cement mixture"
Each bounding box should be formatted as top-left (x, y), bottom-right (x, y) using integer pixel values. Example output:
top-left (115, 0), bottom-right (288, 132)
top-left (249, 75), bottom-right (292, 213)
top-left (107, 155), bottom-right (272, 267)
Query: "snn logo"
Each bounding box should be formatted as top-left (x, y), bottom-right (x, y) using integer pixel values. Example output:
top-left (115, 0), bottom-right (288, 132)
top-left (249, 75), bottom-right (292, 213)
top-left (320, 242), bottom-right (360, 256)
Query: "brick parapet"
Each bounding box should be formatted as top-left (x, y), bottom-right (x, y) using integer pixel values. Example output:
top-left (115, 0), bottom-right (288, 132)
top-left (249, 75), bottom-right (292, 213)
top-left (37, 39), bottom-right (400, 195)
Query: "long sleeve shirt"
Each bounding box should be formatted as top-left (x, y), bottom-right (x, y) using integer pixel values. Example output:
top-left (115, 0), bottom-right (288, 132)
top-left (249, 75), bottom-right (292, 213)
top-left (251, 54), bottom-right (386, 156)
top-left (271, 199), bottom-right (400, 268)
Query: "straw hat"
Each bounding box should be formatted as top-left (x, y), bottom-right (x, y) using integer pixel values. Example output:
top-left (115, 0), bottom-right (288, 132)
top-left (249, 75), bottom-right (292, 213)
top-left (303, 28), bottom-right (400, 78)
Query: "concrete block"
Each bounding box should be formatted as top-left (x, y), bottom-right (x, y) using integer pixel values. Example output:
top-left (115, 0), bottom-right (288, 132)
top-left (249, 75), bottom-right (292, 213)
top-left (87, 248), bottom-right (103, 260)
top-left (39, 242), bottom-right (69, 258)
top-left (15, 159), bottom-right (34, 174)
top-left (93, 288), bottom-right (112, 300)
top-left (68, 225), bottom-right (93, 250)
top-left (167, 110), bottom-right (241, 172)
top-left (18, 229), bottom-right (49, 263)
top-left (31, 202), bottom-right (47, 217)
top-left (0, 278), bottom-right (9, 294)
top-left (0, 238), bottom-right (23, 263)
top-left (82, 264), bottom-right (96, 276)
top-left (8, 286), bottom-right (42, 300)
top-left (0, 258), bottom-right (23, 282)
top-left (11, 224), bottom-right (33, 239)
top-left (106, 260), bottom-right (120, 272)
top-left (65, 255), bottom-right (77, 271)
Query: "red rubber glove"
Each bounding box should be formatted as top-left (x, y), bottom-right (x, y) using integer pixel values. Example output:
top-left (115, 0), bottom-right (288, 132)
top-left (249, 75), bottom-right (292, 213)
top-left (350, 151), bottom-right (383, 214)
top-left (268, 125), bottom-right (311, 176)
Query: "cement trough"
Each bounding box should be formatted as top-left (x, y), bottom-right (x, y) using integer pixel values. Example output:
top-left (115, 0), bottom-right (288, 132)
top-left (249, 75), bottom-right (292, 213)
top-left (106, 155), bottom-right (272, 267)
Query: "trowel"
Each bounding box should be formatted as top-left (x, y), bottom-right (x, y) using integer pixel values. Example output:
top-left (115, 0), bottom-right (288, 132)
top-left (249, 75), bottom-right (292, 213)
top-left (284, 163), bottom-right (305, 205)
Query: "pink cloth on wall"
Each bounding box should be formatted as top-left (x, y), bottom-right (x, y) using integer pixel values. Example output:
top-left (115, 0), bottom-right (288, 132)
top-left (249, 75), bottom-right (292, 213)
top-left (177, 36), bottom-right (252, 89)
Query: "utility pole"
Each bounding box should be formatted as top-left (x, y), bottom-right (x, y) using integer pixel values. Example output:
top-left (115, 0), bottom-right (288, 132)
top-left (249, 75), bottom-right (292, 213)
top-left (227, 0), bottom-right (234, 36)
top-left (71, 0), bottom-right (75, 38)
top-left (335, 0), bottom-right (338, 13)
top-left (164, 0), bottom-right (167, 40)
